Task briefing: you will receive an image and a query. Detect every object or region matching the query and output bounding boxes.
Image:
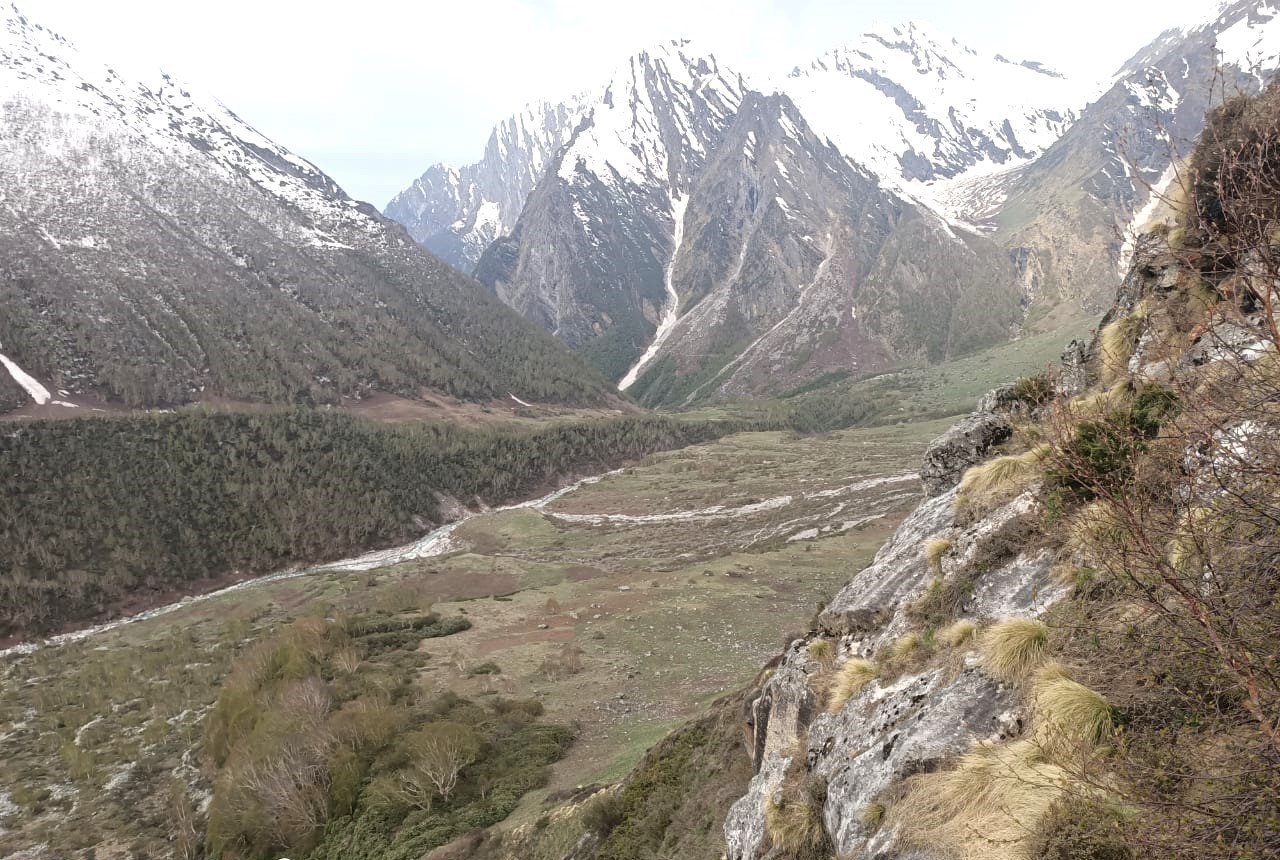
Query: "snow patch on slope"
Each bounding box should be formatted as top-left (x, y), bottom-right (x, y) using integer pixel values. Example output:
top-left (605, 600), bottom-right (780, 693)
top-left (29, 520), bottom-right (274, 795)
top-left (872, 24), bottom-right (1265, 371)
top-left (1118, 163), bottom-right (1179, 272)
top-left (0, 340), bottom-right (50, 404)
top-left (782, 21), bottom-right (1089, 193)
top-left (619, 193), bottom-right (689, 390)
top-left (0, 3), bottom-right (374, 246)
top-left (558, 40), bottom-right (744, 191)
top-left (1216, 2), bottom-right (1280, 80)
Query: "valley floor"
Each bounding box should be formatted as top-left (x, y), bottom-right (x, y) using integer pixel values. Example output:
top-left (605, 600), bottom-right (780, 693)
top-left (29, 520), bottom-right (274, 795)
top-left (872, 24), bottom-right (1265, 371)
top-left (0, 419), bottom-right (950, 857)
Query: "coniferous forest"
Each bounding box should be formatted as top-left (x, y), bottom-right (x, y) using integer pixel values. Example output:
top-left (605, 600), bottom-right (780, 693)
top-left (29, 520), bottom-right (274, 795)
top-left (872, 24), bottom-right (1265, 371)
top-left (0, 410), bottom-right (754, 638)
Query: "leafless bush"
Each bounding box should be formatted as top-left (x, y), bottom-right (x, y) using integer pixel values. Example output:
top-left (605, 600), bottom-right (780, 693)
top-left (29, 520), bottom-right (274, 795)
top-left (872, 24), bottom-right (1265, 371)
top-left (538, 644), bottom-right (585, 680)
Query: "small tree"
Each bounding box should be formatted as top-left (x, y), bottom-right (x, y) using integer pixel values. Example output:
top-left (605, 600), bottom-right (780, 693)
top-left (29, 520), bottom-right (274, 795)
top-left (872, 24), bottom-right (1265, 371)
top-left (401, 721), bottom-right (481, 808)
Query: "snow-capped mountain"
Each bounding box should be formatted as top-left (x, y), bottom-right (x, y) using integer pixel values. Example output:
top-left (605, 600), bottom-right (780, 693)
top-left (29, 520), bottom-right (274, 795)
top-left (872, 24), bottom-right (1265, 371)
top-left (474, 40), bottom-right (750, 382)
top-left (469, 40), bottom-right (1025, 401)
top-left (384, 96), bottom-right (589, 272)
top-left (994, 0), bottom-right (1280, 307)
top-left (386, 5), bottom-right (1280, 405)
top-left (0, 3), bottom-right (611, 411)
top-left (622, 91), bottom-right (1023, 406)
top-left (781, 22), bottom-right (1088, 192)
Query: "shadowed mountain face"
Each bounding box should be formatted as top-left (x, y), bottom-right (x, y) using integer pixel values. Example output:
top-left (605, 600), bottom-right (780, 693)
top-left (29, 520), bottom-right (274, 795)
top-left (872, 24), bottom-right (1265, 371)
top-left (0, 4), bottom-right (613, 411)
top-left (621, 93), bottom-right (1022, 408)
top-left (473, 41), bottom-right (750, 384)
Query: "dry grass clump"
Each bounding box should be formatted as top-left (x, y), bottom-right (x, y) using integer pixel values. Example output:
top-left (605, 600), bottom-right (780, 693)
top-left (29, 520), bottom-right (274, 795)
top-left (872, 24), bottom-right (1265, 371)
top-left (955, 445), bottom-right (1052, 517)
top-left (1032, 669), bottom-right (1114, 750)
top-left (980, 617), bottom-right (1050, 682)
top-left (923, 537), bottom-right (952, 573)
top-left (826, 658), bottom-right (877, 713)
top-left (887, 631), bottom-right (922, 661)
top-left (937, 618), bottom-right (978, 649)
top-left (1099, 315), bottom-right (1142, 384)
top-left (763, 774), bottom-right (833, 860)
top-left (1068, 380), bottom-right (1132, 419)
top-left (889, 738), bottom-right (1071, 860)
top-left (806, 638), bottom-right (836, 669)
top-left (861, 800), bottom-right (886, 829)
top-left (1065, 500), bottom-right (1127, 558)
top-left (888, 664), bottom-right (1116, 860)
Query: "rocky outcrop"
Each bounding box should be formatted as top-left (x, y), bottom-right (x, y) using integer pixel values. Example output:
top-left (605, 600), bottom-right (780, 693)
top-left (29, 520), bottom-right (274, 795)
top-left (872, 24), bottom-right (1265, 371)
top-left (1057, 339), bottom-right (1089, 396)
top-left (919, 413), bottom-right (1013, 496)
top-left (812, 664), bottom-right (1019, 858)
top-left (724, 426), bottom-right (1063, 859)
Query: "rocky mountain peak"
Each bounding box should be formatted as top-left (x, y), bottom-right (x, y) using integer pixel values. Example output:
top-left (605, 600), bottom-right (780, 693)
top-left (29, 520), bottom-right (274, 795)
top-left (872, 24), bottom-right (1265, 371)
top-left (384, 92), bottom-right (591, 272)
top-left (782, 21), bottom-right (1086, 189)
top-left (557, 39), bottom-right (746, 194)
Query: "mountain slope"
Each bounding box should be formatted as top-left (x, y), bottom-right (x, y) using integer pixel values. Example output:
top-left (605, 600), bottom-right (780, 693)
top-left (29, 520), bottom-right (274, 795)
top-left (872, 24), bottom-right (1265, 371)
top-left (383, 96), bottom-right (589, 272)
top-left (467, 41), bottom-right (1032, 400)
top-left (624, 92), bottom-right (1023, 407)
top-left (0, 3), bottom-right (613, 410)
top-left (990, 0), bottom-right (1280, 308)
top-left (474, 40), bottom-right (748, 383)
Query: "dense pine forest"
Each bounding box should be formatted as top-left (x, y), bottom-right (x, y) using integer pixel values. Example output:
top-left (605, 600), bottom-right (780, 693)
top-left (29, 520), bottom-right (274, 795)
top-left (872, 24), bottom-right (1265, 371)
top-left (0, 410), bottom-right (755, 638)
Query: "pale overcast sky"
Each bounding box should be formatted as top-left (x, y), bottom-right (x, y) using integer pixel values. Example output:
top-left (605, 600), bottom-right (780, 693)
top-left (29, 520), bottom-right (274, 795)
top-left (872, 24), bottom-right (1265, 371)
top-left (21, 0), bottom-right (1215, 207)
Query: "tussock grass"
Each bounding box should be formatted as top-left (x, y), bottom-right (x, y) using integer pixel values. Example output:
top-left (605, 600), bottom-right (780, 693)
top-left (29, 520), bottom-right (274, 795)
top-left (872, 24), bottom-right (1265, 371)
top-left (955, 445), bottom-right (1052, 517)
top-left (826, 658), bottom-right (877, 713)
top-left (763, 774), bottom-right (833, 860)
top-left (980, 617), bottom-right (1050, 682)
top-left (1035, 661), bottom-right (1074, 683)
top-left (861, 801), bottom-right (886, 828)
top-left (938, 618), bottom-right (978, 648)
top-left (924, 537), bottom-right (952, 573)
top-left (806, 638), bottom-right (836, 669)
top-left (890, 738), bottom-right (1071, 860)
top-left (1032, 671), bottom-right (1114, 749)
top-left (888, 632), bottom-right (922, 661)
top-left (1066, 501), bottom-right (1127, 557)
top-left (1068, 380), bottom-right (1132, 418)
top-left (1099, 315), bottom-right (1141, 384)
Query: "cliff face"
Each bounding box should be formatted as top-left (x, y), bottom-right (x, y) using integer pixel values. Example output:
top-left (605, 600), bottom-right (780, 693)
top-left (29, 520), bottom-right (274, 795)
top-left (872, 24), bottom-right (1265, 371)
top-left (722, 213), bottom-right (1280, 857)
top-left (724, 374), bottom-right (1071, 859)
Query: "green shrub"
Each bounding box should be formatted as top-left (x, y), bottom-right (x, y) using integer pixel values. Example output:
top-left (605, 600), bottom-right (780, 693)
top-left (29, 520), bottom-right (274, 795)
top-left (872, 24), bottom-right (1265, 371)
top-left (1011, 374), bottom-right (1054, 408)
top-left (582, 791), bottom-right (626, 837)
top-left (1048, 385), bottom-right (1177, 499)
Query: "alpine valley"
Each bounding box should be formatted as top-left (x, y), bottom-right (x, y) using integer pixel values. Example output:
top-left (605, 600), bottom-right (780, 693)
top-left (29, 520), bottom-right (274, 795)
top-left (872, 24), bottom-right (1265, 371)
top-left (4, 2), bottom-right (1280, 860)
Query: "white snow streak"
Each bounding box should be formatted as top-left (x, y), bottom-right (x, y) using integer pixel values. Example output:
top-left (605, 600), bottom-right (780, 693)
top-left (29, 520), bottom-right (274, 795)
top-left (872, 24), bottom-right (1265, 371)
top-left (1118, 163), bottom-right (1178, 272)
top-left (618, 193), bottom-right (689, 390)
top-left (0, 341), bottom-right (51, 405)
